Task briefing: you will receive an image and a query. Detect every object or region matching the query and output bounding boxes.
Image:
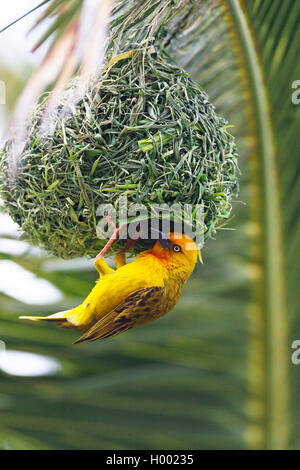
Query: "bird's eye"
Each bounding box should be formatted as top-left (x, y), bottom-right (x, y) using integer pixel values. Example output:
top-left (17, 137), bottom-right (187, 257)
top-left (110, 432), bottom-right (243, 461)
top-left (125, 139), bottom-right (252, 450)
top-left (172, 244), bottom-right (181, 253)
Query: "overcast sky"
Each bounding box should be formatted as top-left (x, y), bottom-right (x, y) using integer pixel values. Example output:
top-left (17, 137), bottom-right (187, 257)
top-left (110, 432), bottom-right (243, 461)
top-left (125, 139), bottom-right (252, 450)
top-left (0, 0), bottom-right (51, 66)
top-left (0, 1), bottom-right (52, 137)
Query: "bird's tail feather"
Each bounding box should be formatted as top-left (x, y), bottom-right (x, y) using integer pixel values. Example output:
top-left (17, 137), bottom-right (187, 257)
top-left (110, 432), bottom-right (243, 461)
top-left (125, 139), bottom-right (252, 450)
top-left (19, 310), bottom-right (80, 330)
top-left (19, 310), bottom-right (69, 322)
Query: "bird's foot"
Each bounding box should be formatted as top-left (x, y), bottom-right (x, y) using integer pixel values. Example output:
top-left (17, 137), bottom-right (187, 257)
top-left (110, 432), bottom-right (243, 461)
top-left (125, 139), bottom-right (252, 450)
top-left (114, 224), bottom-right (143, 268)
top-left (115, 238), bottom-right (138, 268)
top-left (95, 211), bottom-right (126, 260)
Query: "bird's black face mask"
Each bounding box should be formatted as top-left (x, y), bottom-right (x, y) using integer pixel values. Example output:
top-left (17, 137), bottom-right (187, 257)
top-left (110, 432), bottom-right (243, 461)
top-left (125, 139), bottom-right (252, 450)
top-left (150, 227), bottom-right (170, 248)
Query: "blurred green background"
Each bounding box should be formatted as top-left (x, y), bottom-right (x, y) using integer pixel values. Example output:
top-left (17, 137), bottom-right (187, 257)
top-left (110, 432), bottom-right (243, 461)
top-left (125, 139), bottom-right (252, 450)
top-left (0, 0), bottom-right (299, 450)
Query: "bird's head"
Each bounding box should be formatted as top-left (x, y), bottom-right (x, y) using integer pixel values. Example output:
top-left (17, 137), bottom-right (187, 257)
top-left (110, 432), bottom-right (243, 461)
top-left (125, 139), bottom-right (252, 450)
top-left (150, 231), bottom-right (198, 276)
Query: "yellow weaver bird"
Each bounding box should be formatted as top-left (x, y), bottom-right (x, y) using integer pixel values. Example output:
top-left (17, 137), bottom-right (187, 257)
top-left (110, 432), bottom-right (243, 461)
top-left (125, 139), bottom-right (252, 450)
top-left (20, 231), bottom-right (198, 344)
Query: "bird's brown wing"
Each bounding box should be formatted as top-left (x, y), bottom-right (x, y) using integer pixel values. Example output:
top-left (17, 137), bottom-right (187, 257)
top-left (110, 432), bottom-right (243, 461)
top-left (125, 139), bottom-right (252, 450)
top-left (74, 286), bottom-right (165, 344)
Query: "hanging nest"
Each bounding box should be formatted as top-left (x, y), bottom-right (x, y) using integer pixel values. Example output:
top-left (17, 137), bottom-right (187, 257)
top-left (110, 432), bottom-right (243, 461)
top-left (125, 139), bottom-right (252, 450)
top-left (0, 47), bottom-right (239, 259)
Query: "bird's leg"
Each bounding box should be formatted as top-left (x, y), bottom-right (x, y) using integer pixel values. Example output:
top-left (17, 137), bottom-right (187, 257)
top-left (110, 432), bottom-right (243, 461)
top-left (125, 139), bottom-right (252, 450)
top-left (96, 212), bottom-right (127, 259)
top-left (94, 212), bottom-right (127, 276)
top-left (114, 252), bottom-right (126, 269)
top-left (115, 238), bottom-right (136, 268)
top-left (94, 257), bottom-right (115, 277)
top-left (114, 224), bottom-right (143, 269)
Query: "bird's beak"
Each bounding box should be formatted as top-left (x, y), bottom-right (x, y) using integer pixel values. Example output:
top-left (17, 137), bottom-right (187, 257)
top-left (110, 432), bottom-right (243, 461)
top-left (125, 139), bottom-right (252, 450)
top-left (150, 227), bottom-right (170, 248)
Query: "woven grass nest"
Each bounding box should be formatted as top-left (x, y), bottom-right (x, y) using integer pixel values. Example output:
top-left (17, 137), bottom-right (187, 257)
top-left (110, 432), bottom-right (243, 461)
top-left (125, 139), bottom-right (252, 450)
top-left (0, 48), bottom-right (239, 259)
